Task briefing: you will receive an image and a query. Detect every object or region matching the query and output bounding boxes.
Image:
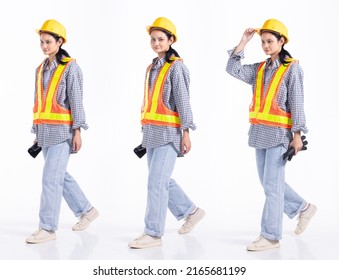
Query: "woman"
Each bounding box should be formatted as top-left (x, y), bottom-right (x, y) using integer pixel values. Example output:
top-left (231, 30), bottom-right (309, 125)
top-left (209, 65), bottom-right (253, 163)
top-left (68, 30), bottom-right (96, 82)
top-left (226, 18), bottom-right (317, 251)
top-left (26, 19), bottom-right (99, 244)
top-left (128, 17), bottom-right (205, 249)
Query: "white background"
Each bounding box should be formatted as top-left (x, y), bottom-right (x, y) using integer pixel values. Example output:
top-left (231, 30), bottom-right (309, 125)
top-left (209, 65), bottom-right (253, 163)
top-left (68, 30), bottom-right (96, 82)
top-left (0, 0), bottom-right (338, 278)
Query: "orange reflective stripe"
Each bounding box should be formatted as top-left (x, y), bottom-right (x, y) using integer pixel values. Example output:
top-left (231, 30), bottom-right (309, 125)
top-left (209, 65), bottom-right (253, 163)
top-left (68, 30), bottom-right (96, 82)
top-left (33, 58), bottom-right (73, 125)
top-left (249, 60), bottom-right (294, 128)
top-left (141, 58), bottom-right (181, 127)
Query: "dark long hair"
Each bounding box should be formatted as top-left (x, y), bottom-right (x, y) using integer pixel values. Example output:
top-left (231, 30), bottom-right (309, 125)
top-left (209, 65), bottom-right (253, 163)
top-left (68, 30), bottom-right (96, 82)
top-left (162, 30), bottom-right (180, 63)
top-left (43, 32), bottom-right (71, 65)
top-left (270, 32), bottom-right (292, 66)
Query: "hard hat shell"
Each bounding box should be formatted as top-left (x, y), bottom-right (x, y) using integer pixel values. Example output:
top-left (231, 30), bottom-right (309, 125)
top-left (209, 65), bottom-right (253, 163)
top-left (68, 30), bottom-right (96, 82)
top-left (146, 17), bottom-right (177, 42)
top-left (36, 19), bottom-right (67, 43)
top-left (256, 18), bottom-right (289, 44)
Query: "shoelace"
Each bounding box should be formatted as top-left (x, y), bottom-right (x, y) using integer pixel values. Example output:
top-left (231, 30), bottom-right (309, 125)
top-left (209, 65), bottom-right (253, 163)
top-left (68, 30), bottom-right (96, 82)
top-left (182, 214), bottom-right (194, 227)
top-left (254, 236), bottom-right (264, 243)
top-left (135, 234), bottom-right (147, 240)
top-left (32, 229), bottom-right (43, 236)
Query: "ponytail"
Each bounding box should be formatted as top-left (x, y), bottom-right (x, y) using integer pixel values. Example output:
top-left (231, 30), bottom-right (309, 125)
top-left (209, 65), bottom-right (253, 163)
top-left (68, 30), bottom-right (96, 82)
top-left (165, 45), bottom-right (180, 63)
top-left (279, 46), bottom-right (293, 66)
top-left (56, 47), bottom-right (71, 65)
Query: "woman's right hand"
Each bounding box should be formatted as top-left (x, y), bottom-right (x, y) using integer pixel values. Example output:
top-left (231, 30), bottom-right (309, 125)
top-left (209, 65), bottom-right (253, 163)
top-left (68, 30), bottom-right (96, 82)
top-left (241, 28), bottom-right (256, 43)
top-left (234, 28), bottom-right (256, 55)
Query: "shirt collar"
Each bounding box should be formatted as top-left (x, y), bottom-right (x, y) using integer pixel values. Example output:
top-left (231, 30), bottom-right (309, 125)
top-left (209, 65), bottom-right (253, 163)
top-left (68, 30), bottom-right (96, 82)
top-left (152, 57), bottom-right (166, 68)
top-left (42, 58), bottom-right (59, 70)
top-left (265, 57), bottom-right (282, 70)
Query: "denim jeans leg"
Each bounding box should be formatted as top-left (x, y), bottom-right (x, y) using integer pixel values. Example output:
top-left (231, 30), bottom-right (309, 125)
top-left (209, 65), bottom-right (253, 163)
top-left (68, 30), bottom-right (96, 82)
top-left (256, 146), bottom-right (285, 240)
top-left (168, 178), bottom-right (195, 221)
top-left (144, 144), bottom-right (177, 237)
top-left (39, 141), bottom-right (71, 231)
top-left (283, 182), bottom-right (306, 218)
top-left (62, 171), bottom-right (92, 218)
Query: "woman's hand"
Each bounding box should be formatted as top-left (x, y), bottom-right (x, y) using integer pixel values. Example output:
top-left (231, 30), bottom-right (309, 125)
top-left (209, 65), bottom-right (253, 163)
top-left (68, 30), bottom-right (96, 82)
top-left (72, 128), bottom-right (82, 153)
top-left (241, 28), bottom-right (256, 43)
top-left (290, 131), bottom-right (303, 155)
top-left (181, 129), bottom-right (191, 154)
top-left (233, 27), bottom-right (256, 55)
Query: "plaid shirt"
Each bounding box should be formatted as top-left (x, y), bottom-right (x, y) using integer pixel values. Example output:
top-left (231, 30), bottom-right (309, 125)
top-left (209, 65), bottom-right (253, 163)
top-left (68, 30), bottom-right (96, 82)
top-left (31, 58), bottom-right (88, 147)
top-left (141, 57), bottom-right (196, 156)
top-left (226, 49), bottom-right (308, 149)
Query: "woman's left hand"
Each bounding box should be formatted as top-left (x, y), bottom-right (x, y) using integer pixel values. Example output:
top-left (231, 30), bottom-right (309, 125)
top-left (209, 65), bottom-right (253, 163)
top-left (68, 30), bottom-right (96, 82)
top-left (181, 129), bottom-right (191, 154)
top-left (72, 128), bottom-right (82, 153)
top-left (290, 132), bottom-right (303, 155)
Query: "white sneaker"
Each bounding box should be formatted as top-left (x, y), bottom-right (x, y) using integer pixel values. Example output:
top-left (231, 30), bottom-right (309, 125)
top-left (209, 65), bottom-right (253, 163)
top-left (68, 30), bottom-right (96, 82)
top-left (295, 203), bottom-right (317, 235)
top-left (128, 234), bottom-right (162, 249)
top-left (178, 207), bottom-right (205, 234)
top-left (26, 229), bottom-right (56, 244)
top-left (72, 207), bottom-right (99, 231)
top-left (246, 236), bottom-right (280, 251)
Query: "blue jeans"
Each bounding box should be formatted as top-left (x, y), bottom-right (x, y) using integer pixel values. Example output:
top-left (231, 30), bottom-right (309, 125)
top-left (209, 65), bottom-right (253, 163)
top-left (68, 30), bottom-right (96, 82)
top-left (144, 143), bottom-right (196, 237)
top-left (39, 141), bottom-right (92, 231)
top-left (255, 145), bottom-right (307, 240)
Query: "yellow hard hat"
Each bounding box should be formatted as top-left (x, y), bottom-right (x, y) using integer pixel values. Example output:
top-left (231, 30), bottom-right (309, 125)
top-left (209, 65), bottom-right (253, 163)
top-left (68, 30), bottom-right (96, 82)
top-left (36, 19), bottom-right (67, 43)
top-left (146, 17), bottom-right (177, 42)
top-left (256, 18), bottom-right (289, 44)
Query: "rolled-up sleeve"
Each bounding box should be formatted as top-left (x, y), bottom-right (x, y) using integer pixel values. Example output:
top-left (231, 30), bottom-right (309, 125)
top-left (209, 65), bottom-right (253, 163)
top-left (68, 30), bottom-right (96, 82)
top-left (226, 48), bottom-right (259, 86)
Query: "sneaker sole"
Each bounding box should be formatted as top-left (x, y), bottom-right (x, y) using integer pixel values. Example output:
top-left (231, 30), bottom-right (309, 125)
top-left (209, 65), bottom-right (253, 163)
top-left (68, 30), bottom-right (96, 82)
top-left (247, 242), bottom-right (280, 251)
top-left (26, 235), bottom-right (56, 244)
top-left (128, 241), bottom-right (162, 249)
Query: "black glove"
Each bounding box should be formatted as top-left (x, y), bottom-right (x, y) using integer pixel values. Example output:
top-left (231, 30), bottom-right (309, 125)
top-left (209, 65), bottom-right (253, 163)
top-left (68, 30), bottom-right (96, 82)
top-left (28, 142), bottom-right (42, 158)
top-left (134, 144), bottom-right (146, 158)
top-left (283, 135), bottom-right (308, 161)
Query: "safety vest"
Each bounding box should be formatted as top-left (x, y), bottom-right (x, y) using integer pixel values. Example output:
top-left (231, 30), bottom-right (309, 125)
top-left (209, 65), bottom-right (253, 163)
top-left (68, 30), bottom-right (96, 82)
top-left (33, 58), bottom-right (73, 125)
top-left (141, 58), bottom-right (181, 128)
top-left (249, 59), bottom-right (296, 129)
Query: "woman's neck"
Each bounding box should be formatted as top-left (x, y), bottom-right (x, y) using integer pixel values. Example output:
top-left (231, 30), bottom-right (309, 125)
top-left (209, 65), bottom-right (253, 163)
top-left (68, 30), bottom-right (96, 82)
top-left (48, 55), bottom-right (56, 66)
top-left (270, 54), bottom-right (279, 63)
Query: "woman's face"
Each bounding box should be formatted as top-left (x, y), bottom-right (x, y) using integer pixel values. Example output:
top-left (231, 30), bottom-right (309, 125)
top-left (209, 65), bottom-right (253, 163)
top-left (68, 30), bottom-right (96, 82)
top-left (150, 29), bottom-right (174, 58)
top-left (40, 33), bottom-right (63, 57)
top-left (260, 32), bottom-right (285, 58)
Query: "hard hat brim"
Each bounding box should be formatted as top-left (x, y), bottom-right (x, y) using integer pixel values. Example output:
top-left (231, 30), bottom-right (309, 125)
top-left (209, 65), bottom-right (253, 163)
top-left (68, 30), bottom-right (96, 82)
top-left (146, 26), bottom-right (177, 42)
top-left (35, 28), bottom-right (67, 43)
top-left (255, 28), bottom-right (288, 44)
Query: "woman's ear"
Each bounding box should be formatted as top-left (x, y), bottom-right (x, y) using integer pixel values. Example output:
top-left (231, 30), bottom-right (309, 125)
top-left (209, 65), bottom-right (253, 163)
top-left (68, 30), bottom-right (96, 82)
top-left (279, 37), bottom-right (286, 45)
top-left (57, 38), bottom-right (64, 46)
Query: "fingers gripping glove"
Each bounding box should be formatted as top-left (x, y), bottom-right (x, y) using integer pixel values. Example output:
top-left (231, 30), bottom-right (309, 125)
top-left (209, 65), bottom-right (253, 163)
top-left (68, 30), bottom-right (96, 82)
top-left (283, 135), bottom-right (308, 161)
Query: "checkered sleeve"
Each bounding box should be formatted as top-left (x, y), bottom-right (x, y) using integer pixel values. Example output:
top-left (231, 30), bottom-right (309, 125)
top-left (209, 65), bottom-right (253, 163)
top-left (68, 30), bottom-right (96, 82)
top-left (65, 61), bottom-right (88, 130)
top-left (287, 62), bottom-right (308, 134)
top-left (171, 61), bottom-right (196, 131)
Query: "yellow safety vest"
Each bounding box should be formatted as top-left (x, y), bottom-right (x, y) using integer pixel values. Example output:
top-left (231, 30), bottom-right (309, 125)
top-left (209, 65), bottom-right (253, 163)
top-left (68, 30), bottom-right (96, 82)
top-left (141, 58), bottom-right (181, 128)
top-left (33, 58), bottom-right (73, 125)
top-left (249, 60), bottom-right (295, 129)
